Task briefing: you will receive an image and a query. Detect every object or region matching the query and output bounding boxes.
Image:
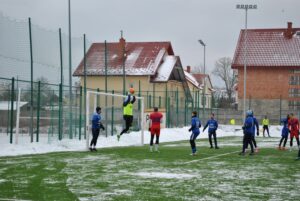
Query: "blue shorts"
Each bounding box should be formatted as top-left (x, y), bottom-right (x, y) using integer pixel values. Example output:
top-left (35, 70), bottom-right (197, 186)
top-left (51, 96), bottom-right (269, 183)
top-left (190, 132), bottom-right (200, 141)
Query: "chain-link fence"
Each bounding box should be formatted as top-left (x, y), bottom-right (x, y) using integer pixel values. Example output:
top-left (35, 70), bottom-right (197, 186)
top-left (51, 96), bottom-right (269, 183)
top-left (1, 13), bottom-right (297, 145)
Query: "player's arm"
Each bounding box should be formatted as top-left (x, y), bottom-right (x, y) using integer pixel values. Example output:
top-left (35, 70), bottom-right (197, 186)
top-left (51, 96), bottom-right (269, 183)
top-left (189, 119), bottom-right (195, 132)
top-left (148, 114), bottom-right (152, 131)
top-left (123, 95), bottom-right (130, 106)
top-left (203, 121), bottom-right (208, 131)
top-left (131, 96), bottom-right (136, 104)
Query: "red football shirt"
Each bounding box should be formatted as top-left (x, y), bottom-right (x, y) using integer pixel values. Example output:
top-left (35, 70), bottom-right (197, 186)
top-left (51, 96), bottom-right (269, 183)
top-left (288, 117), bottom-right (299, 131)
top-left (149, 112), bottom-right (163, 128)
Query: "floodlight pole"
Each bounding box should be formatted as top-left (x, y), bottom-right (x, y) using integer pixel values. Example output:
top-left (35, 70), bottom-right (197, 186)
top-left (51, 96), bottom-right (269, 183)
top-left (236, 4), bottom-right (257, 121)
top-left (68, 0), bottom-right (73, 138)
top-left (198, 39), bottom-right (206, 119)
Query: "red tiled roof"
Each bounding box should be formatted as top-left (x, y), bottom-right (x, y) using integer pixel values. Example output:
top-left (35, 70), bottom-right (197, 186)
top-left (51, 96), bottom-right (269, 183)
top-left (192, 73), bottom-right (213, 89)
top-left (73, 41), bottom-right (174, 76)
top-left (232, 27), bottom-right (300, 68)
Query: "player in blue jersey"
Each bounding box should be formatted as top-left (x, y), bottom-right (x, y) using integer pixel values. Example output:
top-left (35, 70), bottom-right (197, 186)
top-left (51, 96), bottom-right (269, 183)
top-left (252, 114), bottom-right (259, 153)
top-left (239, 110), bottom-right (255, 156)
top-left (203, 113), bottom-right (219, 149)
top-left (278, 114), bottom-right (290, 150)
top-left (188, 111), bottom-right (201, 156)
top-left (90, 107), bottom-right (105, 151)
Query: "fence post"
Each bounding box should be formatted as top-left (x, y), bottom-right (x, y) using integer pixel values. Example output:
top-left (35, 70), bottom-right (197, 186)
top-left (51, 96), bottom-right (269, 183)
top-left (153, 83), bottom-right (155, 107)
top-left (184, 98), bottom-right (187, 126)
top-left (97, 88), bottom-right (100, 106)
top-left (279, 95), bottom-right (282, 124)
top-left (159, 96), bottom-right (161, 108)
top-left (36, 81), bottom-right (41, 142)
top-left (9, 77), bottom-right (15, 144)
top-left (167, 97), bottom-right (171, 128)
top-left (176, 87), bottom-right (179, 127)
top-left (50, 90), bottom-right (54, 139)
top-left (59, 83), bottom-right (63, 140)
top-left (165, 84), bottom-right (168, 109)
top-left (111, 90), bottom-right (114, 136)
top-left (138, 80), bottom-right (141, 110)
top-left (149, 94), bottom-right (152, 108)
top-left (59, 28), bottom-right (64, 141)
top-left (83, 34), bottom-right (87, 139)
top-left (6, 93), bottom-right (10, 136)
top-left (28, 17), bottom-right (34, 143)
top-left (78, 86), bottom-right (82, 140)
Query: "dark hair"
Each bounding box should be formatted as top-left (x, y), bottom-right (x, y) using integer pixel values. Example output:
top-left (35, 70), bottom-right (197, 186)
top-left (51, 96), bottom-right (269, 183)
top-left (192, 111), bottom-right (197, 116)
top-left (96, 107), bottom-right (101, 112)
top-left (154, 107), bottom-right (158, 112)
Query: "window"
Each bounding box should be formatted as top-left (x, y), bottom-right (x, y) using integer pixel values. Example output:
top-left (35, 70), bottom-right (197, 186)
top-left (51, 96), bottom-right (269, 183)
top-left (289, 75), bottom-right (300, 85)
top-left (289, 101), bottom-right (300, 110)
top-left (289, 88), bottom-right (300, 97)
top-left (290, 70), bottom-right (300, 74)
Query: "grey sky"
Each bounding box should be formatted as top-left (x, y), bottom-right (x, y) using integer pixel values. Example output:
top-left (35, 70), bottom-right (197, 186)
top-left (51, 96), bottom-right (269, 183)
top-left (0, 0), bottom-right (299, 86)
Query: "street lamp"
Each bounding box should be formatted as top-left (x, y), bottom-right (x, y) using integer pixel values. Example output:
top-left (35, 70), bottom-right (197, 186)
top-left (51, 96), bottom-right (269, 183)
top-left (236, 4), bottom-right (257, 121)
top-left (198, 39), bottom-right (206, 119)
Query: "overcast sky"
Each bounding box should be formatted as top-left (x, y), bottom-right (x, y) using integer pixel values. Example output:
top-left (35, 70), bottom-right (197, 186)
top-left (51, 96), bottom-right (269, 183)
top-left (1, 0), bottom-right (299, 86)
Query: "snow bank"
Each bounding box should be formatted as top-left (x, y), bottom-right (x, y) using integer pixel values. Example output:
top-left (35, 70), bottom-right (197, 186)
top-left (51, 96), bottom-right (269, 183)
top-left (0, 125), bottom-right (283, 157)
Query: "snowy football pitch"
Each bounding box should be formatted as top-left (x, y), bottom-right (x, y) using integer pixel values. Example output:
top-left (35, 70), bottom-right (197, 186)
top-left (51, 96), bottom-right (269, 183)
top-left (0, 136), bottom-right (299, 201)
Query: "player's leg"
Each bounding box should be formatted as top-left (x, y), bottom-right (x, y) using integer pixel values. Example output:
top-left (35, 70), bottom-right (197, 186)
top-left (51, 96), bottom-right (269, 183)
top-left (154, 130), bottom-right (160, 152)
top-left (119, 116), bottom-right (132, 140)
top-left (263, 126), bottom-right (266, 137)
top-left (90, 128), bottom-right (96, 150)
top-left (208, 132), bottom-right (213, 148)
top-left (155, 129), bottom-right (160, 152)
top-left (150, 134), bottom-right (154, 152)
top-left (213, 131), bottom-right (219, 149)
top-left (296, 136), bottom-right (300, 147)
top-left (248, 136), bottom-right (254, 154)
top-left (252, 135), bottom-right (257, 149)
top-left (93, 129), bottom-right (100, 151)
top-left (290, 134), bottom-right (294, 148)
top-left (279, 137), bottom-right (284, 149)
top-left (267, 126), bottom-right (270, 137)
top-left (283, 136), bottom-right (288, 150)
top-left (240, 135), bottom-right (247, 155)
top-left (190, 133), bottom-right (197, 155)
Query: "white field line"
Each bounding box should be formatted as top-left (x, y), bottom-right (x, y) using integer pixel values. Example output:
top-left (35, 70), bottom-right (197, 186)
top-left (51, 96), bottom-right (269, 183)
top-left (0, 199), bottom-right (31, 201)
top-left (184, 151), bottom-right (240, 164)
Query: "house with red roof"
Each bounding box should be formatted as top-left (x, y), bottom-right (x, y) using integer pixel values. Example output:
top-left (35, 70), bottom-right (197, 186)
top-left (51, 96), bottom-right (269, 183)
top-left (232, 22), bottom-right (300, 112)
top-left (73, 37), bottom-right (193, 112)
top-left (183, 66), bottom-right (213, 109)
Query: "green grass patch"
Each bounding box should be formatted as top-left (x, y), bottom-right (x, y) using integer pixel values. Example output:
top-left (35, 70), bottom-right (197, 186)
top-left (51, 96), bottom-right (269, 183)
top-left (0, 137), bottom-right (300, 201)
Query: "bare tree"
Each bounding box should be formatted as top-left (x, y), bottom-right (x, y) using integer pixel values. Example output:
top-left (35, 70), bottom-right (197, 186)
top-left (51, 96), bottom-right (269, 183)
top-left (212, 57), bottom-right (237, 101)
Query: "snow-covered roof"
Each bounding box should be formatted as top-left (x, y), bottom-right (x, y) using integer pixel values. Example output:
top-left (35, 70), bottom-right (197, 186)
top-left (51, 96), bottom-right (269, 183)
top-left (151, 56), bottom-right (177, 82)
top-left (184, 71), bottom-right (199, 88)
top-left (0, 101), bottom-right (28, 110)
top-left (73, 41), bottom-right (174, 76)
top-left (232, 26), bottom-right (300, 68)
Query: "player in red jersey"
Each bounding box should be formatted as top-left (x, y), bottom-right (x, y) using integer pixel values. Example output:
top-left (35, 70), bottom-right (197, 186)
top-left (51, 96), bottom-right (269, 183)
top-left (149, 107), bottom-right (163, 152)
top-left (288, 113), bottom-right (300, 150)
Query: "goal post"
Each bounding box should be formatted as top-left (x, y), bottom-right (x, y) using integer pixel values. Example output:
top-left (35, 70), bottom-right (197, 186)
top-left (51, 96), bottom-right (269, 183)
top-left (86, 90), bottom-right (145, 149)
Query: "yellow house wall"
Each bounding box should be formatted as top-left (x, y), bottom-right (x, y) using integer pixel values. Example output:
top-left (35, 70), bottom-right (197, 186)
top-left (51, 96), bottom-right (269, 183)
top-left (79, 76), bottom-right (187, 110)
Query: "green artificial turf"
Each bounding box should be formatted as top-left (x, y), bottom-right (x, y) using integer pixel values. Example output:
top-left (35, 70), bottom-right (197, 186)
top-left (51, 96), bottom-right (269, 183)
top-left (0, 137), bottom-right (299, 201)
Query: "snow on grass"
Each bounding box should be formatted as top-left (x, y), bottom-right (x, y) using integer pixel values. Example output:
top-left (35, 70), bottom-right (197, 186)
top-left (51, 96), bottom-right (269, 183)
top-left (0, 125), bottom-right (285, 157)
top-left (0, 125), bottom-right (251, 157)
top-left (133, 172), bottom-right (196, 179)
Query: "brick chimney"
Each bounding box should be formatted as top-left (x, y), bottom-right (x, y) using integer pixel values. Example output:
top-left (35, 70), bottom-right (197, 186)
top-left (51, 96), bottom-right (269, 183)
top-left (186, 66), bottom-right (191, 73)
top-left (284, 22), bottom-right (293, 39)
top-left (119, 37), bottom-right (126, 59)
